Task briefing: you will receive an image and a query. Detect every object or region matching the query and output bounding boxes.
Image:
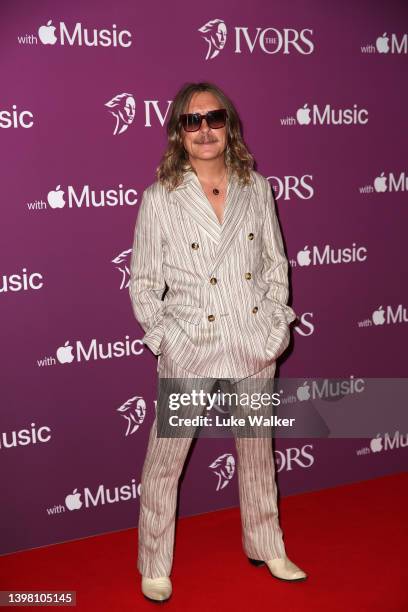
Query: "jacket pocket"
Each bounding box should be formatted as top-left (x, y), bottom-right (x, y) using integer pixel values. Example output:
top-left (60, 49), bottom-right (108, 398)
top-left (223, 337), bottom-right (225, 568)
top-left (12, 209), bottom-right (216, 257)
top-left (259, 297), bottom-right (297, 325)
top-left (258, 299), bottom-right (296, 360)
top-left (265, 322), bottom-right (291, 360)
top-left (142, 320), bottom-right (165, 355)
top-left (164, 304), bottom-right (205, 325)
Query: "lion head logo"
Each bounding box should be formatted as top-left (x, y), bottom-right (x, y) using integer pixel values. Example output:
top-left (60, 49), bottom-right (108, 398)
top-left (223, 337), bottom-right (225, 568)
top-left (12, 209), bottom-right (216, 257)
top-left (117, 396), bottom-right (146, 436)
top-left (198, 19), bottom-right (227, 60)
top-left (105, 93), bottom-right (136, 135)
top-left (209, 452), bottom-right (235, 490)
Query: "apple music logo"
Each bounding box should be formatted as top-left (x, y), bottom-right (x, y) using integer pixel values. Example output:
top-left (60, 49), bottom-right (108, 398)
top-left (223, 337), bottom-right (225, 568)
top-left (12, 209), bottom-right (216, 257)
top-left (357, 304), bottom-right (408, 328)
top-left (63, 479), bottom-right (142, 512)
top-left (356, 431), bottom-right (408, 456)
top-left (26, 184), bottom-right (138, 212)
top-left (47, 184), bottom-right (137, 209)
top-left (55, 336), bottom-right (144, 365)
top-left (375, 32), bottom-right (407, 54)
top-left (0, 105), bottom-right (34, 129)
top-left (359, 171), bottom-right (408, 195)
top-left (361, 32), bottom-right (408, 55)
top-left (0, 423), bottom-right (51, 451)
top-left (294, 243), bottom-right (368, 267)
top-left (294, 103), bottom-right (369, 126)
top-left (1, 268), bottom-right (44, 293)
top-left (373, 171), bottom-right (408, 193)
top-left (296, 376), bottom-right (365, 402)
top-left (34, 20), bottom-right (132, 48)
top-left (38, 337), bottom-right (146, 369)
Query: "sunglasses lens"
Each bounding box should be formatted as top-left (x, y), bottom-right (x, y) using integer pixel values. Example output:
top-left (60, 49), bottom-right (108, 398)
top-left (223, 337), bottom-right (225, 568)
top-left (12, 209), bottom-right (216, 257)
top-left (181, 114), bottom-right (201, 132)
top-left (180, 109), bottom-right (227, 131)
top-left (207, 109), bottom-right (227, 128)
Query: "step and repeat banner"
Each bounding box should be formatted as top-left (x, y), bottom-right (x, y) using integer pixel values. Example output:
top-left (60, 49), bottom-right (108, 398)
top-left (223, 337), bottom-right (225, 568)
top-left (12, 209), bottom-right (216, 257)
top-left (1, 1), bottom-right (407, 555)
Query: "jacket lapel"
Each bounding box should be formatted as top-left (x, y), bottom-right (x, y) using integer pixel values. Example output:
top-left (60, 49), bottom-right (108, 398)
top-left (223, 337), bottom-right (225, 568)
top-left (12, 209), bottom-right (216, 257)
top-left (209, 171), bottom-right (253, 274)
top-left (171, 170), bottom-right (221, 243)
top-left (171, 169), bottom-right (254, 275)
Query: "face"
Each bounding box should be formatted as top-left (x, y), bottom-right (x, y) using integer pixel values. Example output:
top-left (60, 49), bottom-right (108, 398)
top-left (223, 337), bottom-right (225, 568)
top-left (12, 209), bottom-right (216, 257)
top-left (123, 97), bottom-right (135, 123)
top-left (181, 91), bottom-right (228, 164)
top-left (214, 23), bottom-right (227, 49)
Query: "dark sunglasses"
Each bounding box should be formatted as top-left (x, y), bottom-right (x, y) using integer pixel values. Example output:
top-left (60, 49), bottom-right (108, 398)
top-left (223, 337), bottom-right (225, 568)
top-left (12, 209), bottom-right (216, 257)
top-left (180, 108), bottom-right (227, 132)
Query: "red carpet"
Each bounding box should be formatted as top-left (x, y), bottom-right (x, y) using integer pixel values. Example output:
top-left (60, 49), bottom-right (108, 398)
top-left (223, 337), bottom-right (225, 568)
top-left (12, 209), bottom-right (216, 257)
top-left (1, 472), bottom-right (406, 611)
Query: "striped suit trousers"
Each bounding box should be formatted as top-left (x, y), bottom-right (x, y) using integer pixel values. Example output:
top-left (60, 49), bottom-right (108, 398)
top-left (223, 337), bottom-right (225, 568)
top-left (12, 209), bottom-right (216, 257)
top-left (137, 355), bottom-right (286, 579)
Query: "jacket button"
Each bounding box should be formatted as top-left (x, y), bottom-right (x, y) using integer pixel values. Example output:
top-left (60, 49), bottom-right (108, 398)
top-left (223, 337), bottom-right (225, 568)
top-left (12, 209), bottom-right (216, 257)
top-left (248, 233), bottom-right (254, 240)
top-left (208, 314), bottom-right (215, 322)
top-left (252, 306), bottom-right (258, 314)
top-left (191, 242), bottom-right (199, 250)
top-left (245, 272), bottom-right (252, 280)
top-left (209, 277), bottom-right (217, 285)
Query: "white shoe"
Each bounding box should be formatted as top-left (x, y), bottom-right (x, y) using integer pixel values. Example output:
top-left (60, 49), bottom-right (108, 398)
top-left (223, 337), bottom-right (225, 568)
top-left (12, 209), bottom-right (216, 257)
top-left (266, 556), bottom-right (307, 581)
top-left (141, 576), bottom-right (172, 602)
top-left (248, 555), bottom-right (307, 581)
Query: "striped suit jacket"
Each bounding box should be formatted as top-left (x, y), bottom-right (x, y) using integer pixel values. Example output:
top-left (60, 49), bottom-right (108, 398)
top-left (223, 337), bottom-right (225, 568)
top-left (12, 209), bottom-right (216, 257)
top-left (129, 169), bottom-right (297, 381)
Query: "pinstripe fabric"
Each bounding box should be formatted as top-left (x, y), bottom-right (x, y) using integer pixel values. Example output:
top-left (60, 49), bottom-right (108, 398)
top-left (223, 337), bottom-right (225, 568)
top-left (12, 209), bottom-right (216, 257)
top-left (131, 168), bottom-right (294, 578)
top-left (137, 354), bottom-right (286, 579)
top-left (129, 168), bottom-right (297, 383)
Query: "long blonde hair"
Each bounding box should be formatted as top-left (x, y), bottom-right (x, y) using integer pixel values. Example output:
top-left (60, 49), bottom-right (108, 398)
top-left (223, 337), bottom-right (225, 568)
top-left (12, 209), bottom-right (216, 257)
top-left (156, 81), bottom-right (255, 191)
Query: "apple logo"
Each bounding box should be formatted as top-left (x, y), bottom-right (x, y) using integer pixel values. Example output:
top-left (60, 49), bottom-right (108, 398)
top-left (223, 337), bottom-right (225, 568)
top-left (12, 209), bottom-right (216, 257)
top-left (65, 489), bottom-right (82, 511)
top-left (370, 434), bottom-right (383, 453)
top-left (374, 172), bottom-right (387, 193)
top-left (372, 306), bottom-right (386, 326)
top-left (376, 33), bottom-right (389, 54)
top-left (47, 185), bottom-right (65, 209)
top-left (38, 20), bottom-right (58, 45)
top-left (297, 246), bottom-right (311, 267)
top-left (296, 104), bottom-right (311, 125)
top-left (56, 341), bottom-right (75, 364)
top-left (297, 382), bottom-right (311, 401)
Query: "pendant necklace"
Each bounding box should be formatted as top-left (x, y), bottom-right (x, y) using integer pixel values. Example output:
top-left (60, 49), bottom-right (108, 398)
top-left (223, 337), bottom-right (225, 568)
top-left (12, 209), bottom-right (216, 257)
top-left (212, 168), bottom-right (228, 195)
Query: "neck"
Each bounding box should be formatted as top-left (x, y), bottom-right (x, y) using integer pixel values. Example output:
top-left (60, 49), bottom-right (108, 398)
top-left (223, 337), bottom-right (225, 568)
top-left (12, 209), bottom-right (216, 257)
top-left (189, 158), bottom-right (227, 183)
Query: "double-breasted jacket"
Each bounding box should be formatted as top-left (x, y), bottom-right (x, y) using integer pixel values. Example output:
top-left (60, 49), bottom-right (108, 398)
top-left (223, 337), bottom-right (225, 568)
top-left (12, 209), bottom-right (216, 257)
top-left (129, 168), bottom-right (297, 382)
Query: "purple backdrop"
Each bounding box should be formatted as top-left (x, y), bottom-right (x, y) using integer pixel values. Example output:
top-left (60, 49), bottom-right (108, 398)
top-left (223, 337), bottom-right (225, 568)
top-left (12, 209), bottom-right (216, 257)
top-left (1, 0), bottom-right (407, 556)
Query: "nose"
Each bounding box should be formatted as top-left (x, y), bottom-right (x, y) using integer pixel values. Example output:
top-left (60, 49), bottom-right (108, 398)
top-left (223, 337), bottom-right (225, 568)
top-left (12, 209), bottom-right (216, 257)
top-left (199, 117), bottom-right (211, 131)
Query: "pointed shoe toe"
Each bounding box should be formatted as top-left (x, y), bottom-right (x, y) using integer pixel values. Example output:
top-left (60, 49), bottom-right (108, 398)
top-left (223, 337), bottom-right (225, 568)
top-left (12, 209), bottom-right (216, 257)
top-left (265, 556), bottom-right (307, 581)
top-left (141, 576), bottom-right (172, 602)
top-left (248, 556), bottom-right (307, 581)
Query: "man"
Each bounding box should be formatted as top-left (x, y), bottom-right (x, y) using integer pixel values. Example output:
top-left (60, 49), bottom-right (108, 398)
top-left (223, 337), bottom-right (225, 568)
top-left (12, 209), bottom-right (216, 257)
top-left (129, 82), bottom-right (307, 602)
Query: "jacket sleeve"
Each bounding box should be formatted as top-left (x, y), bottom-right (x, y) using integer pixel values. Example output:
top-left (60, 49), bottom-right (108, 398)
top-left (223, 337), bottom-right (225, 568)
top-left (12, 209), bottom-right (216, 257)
top-left (129, 187), bottom-right (166, 355)
top-left (260, 177), bottom-right (297, 324)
